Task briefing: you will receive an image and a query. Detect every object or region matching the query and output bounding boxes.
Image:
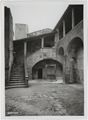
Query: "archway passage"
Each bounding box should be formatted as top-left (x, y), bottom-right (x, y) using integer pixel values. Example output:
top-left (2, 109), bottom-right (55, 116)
top-left (67, 37), bottom-right (83, 83)
top-left (32, 59), bottom-right (63, 81)
top-left (38, 68), bottom-right (42, 79)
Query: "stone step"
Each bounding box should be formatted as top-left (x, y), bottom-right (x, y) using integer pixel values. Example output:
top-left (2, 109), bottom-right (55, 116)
top-left (10, 74), bottom-right (24, 77)
top-left (13, 64), bottom-right (23, 66)
top-left (13, 67), bottom-right (24, 69)
top-left (10, 76), bottom-right (24, 79)
top-left (10, 78), bottom-right (24, 81)
top-left (10, 76), bottom-right (24, 78)
top-left (11, 73), bottom-right (24, 75)
top-left (9, 82), bottom-right (25, 85)
top-left (10, 77), bottom-right (24, 79)
top-left (12, 66), bottom-right (23, 68)
top-left (10, 79), bottom-right (24, 81)
top-left (12, 70), bottom-right (24, 73)
top-left (9, 80), bottom-right (25, 83)
top-left (9, 83), bottom-right (26, 86)
top-left (9, 62), bottom-right (26, 88)
top-left (10, 77), bottom-right (24, 80)
top-left (12, 69), bottom-right (24, 72)
top-left (5, 84), bottom-right (28, 89)
top-left (12, 70), bottom-right (23, 72)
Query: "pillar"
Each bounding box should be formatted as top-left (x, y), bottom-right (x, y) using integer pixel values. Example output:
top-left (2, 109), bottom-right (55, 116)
top-left (41, 37), bottom-right (44, 48)
top-left (24, 41), bottom-right (28, 85)
top-left (63, 55), bottom-right (67, 83)
top-left (56, 28), bottom-right (59, 40)
top-left (70, 58), bottom-right (74, 83)
top-left (63, 20), bottom-right (65, 37)
top-left (72, 8), bottom-right (75, 29)
top-left (55, 29), bottom-right (59, 48)
top-left (24, 41), bottom-right (27, 57)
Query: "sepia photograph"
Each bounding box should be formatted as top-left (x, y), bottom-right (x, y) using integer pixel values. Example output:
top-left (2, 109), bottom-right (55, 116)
top-left (2, 0), bottom-right (86, 118)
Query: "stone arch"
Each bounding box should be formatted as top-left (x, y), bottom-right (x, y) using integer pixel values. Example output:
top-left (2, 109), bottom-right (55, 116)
top-left (67, 37), bottom-right (83, 56)
top-left (32, 59), bottom-right (63, 81)
top-left (58, 47), bottom-right (64, 56)
top-left (66, 37), bottom-right (83, 83)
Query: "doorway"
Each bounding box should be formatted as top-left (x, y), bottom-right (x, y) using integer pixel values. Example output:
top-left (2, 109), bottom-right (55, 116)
top-left (38, 68), bottom-right (42, 79)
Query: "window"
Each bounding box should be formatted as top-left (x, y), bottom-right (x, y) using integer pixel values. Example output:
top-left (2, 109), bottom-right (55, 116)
top-left (58, 47), bottom-right (64, 56)
top-left (44, 35), bottom-right (55, 48)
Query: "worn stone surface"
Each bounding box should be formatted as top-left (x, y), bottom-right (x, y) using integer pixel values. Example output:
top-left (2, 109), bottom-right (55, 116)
top-left (5, 83), bottom-right (84, 116)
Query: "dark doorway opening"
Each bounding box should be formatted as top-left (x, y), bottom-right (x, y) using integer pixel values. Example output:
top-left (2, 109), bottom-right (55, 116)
top-left (38, 68), bottom-right (42, 79)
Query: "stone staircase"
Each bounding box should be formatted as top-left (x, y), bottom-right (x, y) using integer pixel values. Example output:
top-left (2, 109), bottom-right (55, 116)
top-left (6, 62), bottom-right (28, 89)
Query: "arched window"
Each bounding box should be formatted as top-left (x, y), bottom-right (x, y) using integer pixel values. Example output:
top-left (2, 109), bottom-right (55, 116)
top-left (58, 47), bottom-right (64, 56)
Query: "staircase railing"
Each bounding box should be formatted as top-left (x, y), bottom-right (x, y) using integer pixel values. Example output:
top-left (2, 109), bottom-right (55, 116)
top-left (24, 57), bottom-right (29, 87)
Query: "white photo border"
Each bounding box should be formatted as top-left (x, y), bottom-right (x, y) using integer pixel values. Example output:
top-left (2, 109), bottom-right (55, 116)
top-left (0, 0), bottom-right (88, 120)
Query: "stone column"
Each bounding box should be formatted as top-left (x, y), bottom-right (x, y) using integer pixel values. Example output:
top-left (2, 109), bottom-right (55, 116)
top-left (72, 8), bottom-right (75, 29)
top-left (63, 55), bottom-right (67, 83)
top-left (63, 20), bottom-right (65, 37)
top-left (56, 29), bottom-right (59, 38)
top-left (41, 37), bottom-right (44, 48)
top-left (55, 29), bottom-right (59, 48)
top-left (24, 41), bottom-right (27, 57)
top-left (70, 57), bottom-right (75, 83)
top-left (24, 41), bottom-right (28, 85)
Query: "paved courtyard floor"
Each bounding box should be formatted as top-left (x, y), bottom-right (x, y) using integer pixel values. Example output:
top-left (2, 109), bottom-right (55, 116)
top-left (5, 81), bottom-right (84, 116)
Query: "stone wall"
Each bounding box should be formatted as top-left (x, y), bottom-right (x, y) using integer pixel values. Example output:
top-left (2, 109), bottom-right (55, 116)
top-left (12, 5), bottom-right (83, 84)
top-left (15, 24), bottom-right (28, 40)
top-left (55, 21), bottom-right (83, 83)
top-left (76, 48), bottom-right (83, 83)
top-left (55, 21), bottom-right (83, 54)
top-left (5, 7), bottom-right (13, 86)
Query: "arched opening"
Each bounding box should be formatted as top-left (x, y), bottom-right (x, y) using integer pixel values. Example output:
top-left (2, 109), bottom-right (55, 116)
top-left (58, 47), bottom-right (64, 56)
top-left (67, 37), bottom-right (83, 83)
top-left (32, 59), bottom-right (63, 81)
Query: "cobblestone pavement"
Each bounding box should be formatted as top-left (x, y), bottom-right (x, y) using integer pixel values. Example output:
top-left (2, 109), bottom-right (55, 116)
top-left (5, 82), bottom-right (84, 116)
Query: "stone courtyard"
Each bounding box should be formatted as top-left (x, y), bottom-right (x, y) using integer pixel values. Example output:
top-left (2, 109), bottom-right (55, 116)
top-left (5, 4), bottom-right (84, 117)
top-left (5, 82), bottom-right (84, 116)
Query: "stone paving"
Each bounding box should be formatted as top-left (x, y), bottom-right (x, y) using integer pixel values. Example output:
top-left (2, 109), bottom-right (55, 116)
top-left (5, 82), bottom-right (84, 116)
